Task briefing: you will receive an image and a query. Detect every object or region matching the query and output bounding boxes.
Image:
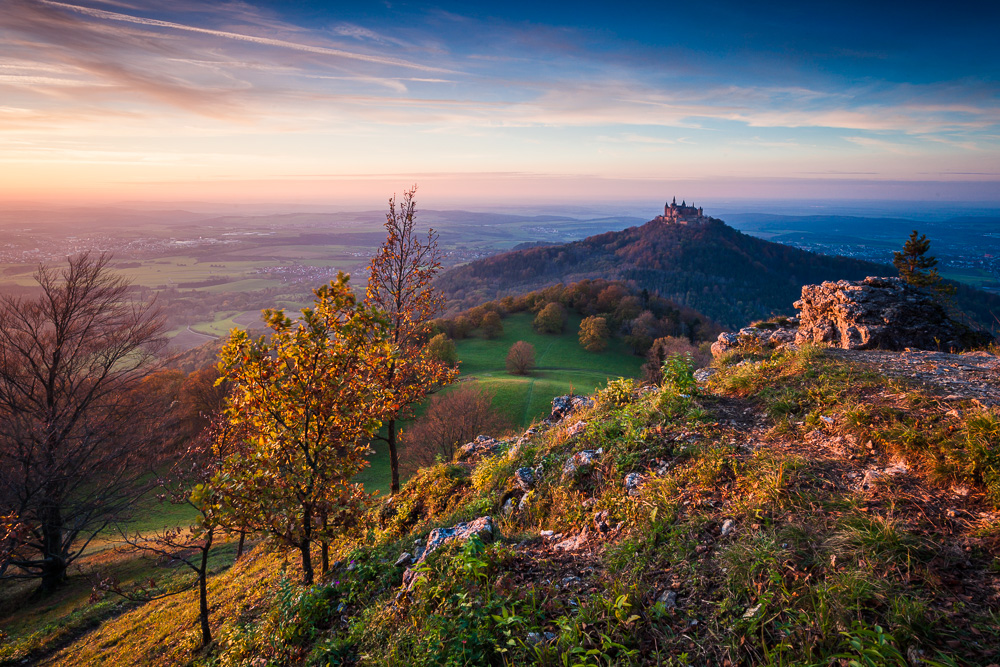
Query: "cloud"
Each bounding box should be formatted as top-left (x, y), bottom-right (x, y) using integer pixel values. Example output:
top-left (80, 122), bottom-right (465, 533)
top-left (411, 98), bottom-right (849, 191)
top-left (36, 0), bottom-right (454, 73)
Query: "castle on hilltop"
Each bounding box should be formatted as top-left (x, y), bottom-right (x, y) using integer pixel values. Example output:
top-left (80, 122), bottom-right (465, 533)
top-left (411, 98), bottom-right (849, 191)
top-left (655, 197), bottom-right (706, 225)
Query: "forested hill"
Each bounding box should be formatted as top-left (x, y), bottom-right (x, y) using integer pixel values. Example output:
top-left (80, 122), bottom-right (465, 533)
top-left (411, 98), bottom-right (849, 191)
top-left (437, 216), bottom-right (1000, 330)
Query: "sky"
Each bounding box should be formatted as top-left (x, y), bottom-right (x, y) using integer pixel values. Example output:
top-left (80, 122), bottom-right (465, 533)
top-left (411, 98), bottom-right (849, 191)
top-left (1, 0), bottom-right (998, 206)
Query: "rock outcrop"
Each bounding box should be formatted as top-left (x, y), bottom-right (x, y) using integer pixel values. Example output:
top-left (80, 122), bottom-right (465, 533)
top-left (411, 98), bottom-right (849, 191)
top-left (401, 516), bottom-right (495, 590)
top-left (710, 319), bottom-right (798, 357)
top-left (711, 277), bottom-right (992, 357)
top-left (456, 435), bottom-right (504, 462)
top-left (794, 277), bottom-right (991, 351)
top-left (549, 395), bottom-right (594, 423)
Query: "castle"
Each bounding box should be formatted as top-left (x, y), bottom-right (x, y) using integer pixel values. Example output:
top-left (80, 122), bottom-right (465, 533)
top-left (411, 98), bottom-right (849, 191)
top-left (655, 197), bottom-right (706, 225)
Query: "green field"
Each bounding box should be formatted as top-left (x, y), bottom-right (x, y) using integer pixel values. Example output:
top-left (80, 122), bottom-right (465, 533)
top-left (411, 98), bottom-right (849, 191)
top-left (357, 311), bottom-right (643, 495)
top-left (455, 312), bottom-right (642, 425)
top-left (941, 267), bottom-right (999, 288)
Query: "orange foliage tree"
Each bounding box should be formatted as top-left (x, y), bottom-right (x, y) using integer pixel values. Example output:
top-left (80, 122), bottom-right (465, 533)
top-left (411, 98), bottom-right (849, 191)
top-left (213, 274), bottom-right (391, 584)
top-left (366, 186), bottom-right (458, 494)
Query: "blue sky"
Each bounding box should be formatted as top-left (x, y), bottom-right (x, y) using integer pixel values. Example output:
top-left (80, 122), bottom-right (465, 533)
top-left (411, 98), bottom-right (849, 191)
top-left (1, 0), bottom-right (997, 205)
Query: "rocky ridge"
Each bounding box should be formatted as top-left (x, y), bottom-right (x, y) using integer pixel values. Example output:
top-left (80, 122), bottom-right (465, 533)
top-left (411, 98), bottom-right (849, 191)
top-left (712, 276), bottom-right (994, 358)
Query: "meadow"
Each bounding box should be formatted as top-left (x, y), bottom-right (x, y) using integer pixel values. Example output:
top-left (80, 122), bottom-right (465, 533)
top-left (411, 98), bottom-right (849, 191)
top-left (354, 311), bottom-right (643, 495)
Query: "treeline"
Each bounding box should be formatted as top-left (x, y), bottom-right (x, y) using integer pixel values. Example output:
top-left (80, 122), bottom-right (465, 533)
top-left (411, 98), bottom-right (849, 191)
top-left (431, 278), bottom-right (721, 354)
top-left (437, 217), bottom-right (999, 329)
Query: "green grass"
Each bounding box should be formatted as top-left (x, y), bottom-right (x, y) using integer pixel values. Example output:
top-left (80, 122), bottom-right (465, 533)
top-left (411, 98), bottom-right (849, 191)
top-left (455, 312), bottom-right (643, 426)
top-left (354, 312), bottom-right (643, 495)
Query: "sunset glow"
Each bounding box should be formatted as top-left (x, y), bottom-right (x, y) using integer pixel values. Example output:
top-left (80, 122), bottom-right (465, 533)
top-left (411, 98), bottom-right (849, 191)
top-left (2, 0), bottom-right (998, 204)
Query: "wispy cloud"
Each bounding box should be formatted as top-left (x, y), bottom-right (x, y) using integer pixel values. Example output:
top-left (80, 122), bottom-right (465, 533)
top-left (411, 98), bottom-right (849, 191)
top-left (37, 0), bottom-right (454, 73)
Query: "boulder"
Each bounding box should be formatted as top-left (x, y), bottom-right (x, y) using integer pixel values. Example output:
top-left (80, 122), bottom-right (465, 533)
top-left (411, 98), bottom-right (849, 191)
top-left (561, 448), bottom-right (602, 481)
top-left (623, 472), bottom-right (646, 496)
top-left (711, 320), bottom-right (798, 358)
top-left (456, 435), bottom-right (504, 462)
top-left (513, 467), bottom-right (536, 491)
top-left (794, 276), bottom-right (991, 351)
top-left (550, 395), bottom-right (595, 422)
top-left (401, 516), bottom-right (495, 589)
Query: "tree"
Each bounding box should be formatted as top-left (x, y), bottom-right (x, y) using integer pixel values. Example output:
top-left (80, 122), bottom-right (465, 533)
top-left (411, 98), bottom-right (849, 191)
top-left (893, 230), bottom-right (954, 294)
top-left (0, 253), bottom-right (166, 593)
top-left (427, 333), bottom-right (458, 365)
top-left (506, 341), bottom-right (536, 375)
top-left (400, 385), bottom-right (512, 475)
top-left (95, 419), bottom-right (236, 647)
top-left (579, 316), bottom-right (610, 352)
top-left (214, 274), bottom-right (390, 584)
top-left (624, 310), bottom-right (660, 354)
top-left (533, 302), bottom-right (566, 334)
top-left (481, 311), bottom-right (504, 339)
top-left (366, 186), bottom-right (458, 495)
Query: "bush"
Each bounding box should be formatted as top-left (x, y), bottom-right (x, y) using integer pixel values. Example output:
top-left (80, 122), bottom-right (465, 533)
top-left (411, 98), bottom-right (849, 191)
top-left (506, 340), bottom-right (536, 375)
top-left (426, 333), bottom-right (458, 365)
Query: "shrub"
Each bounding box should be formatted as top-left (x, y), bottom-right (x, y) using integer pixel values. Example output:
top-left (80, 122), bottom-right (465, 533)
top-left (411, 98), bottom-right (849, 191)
top-left (506, 340), bottom-right (536, 375)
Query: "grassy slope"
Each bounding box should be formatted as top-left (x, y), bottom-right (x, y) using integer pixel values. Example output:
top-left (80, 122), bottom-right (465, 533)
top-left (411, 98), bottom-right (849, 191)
top-left (453, 312), bottom-right (643, 425)
top-left (354, 312), bottom-right (643, 496)
top-left (25, 344), bottom-right (1000, 666)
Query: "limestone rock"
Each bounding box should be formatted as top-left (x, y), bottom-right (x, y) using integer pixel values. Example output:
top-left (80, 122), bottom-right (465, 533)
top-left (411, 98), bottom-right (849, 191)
top-left (794, 276), bottom-right (992, 351)
top-left (550, 395), bottom-right (595, 422)
top-left (711, 320), bottom-right (798, 358)
top-left (561, 448), bottom-right (602, 481)
top-left (656, 590), bottom-right (677, 610)
top-left (456, 435), bottom-right (503, 462)
top-left (401, 516), bottom-right (494, 589)
top-left (514, 467), bottom-right (536, 491)
top-left (623, 472), bottom-right (646, 496)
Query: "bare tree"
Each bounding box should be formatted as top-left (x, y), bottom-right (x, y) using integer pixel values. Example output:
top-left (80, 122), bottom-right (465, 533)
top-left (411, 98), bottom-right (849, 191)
top-left (400, 385), bottom-right (512, 475)
top-left (506, 340), bottom-right (536, 376)
top-left (0, 253), bottom-right (166, 593)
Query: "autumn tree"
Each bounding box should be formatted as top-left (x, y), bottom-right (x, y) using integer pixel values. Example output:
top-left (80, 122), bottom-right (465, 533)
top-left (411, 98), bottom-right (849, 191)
top-left (506, 340), bottom-right (536, 375)
top-left (427, 333), bottom-right (458, 365)
top-left (481, 311), bottom-right (504, 339)
top-left (400, 385), bottom-right (512, 475)
top-left (533, 302), bottom-right (566, 334)
top-left (0, 253), bottom-right (166, 593)
top-left (214, 274), bottom-right (390, 584)
top-left (579, 316), bottom-right (610, 352)
top-left (894, 230), bottom-right (955, 295)
top-left (366, 186), bottom-right (458, 495)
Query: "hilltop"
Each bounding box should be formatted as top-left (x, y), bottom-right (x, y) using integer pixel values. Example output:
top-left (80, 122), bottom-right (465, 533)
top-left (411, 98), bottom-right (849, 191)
top-left (6, 327), bottom-right (999, 664)
top-left (437, 207), bottom-right (1000, 330)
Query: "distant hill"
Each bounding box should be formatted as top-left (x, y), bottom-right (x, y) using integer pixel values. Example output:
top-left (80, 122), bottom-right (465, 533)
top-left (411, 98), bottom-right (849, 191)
top-left (438, 215), bottom-right (1000, 330)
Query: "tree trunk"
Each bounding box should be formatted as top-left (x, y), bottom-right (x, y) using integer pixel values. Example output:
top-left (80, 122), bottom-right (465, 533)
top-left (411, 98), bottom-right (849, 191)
top-left (321, 541), bottom-right (329, 574)
top-left (300, 539), bottom-right (314, 585)
top-left (39, 499), bottom-right (66, 595)
top-left (198, 529), bottom-right (214, 646)
top-left (388, 418), bottom-right (399, 495)
top-left (236, 529), bottom-right (246, 561)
